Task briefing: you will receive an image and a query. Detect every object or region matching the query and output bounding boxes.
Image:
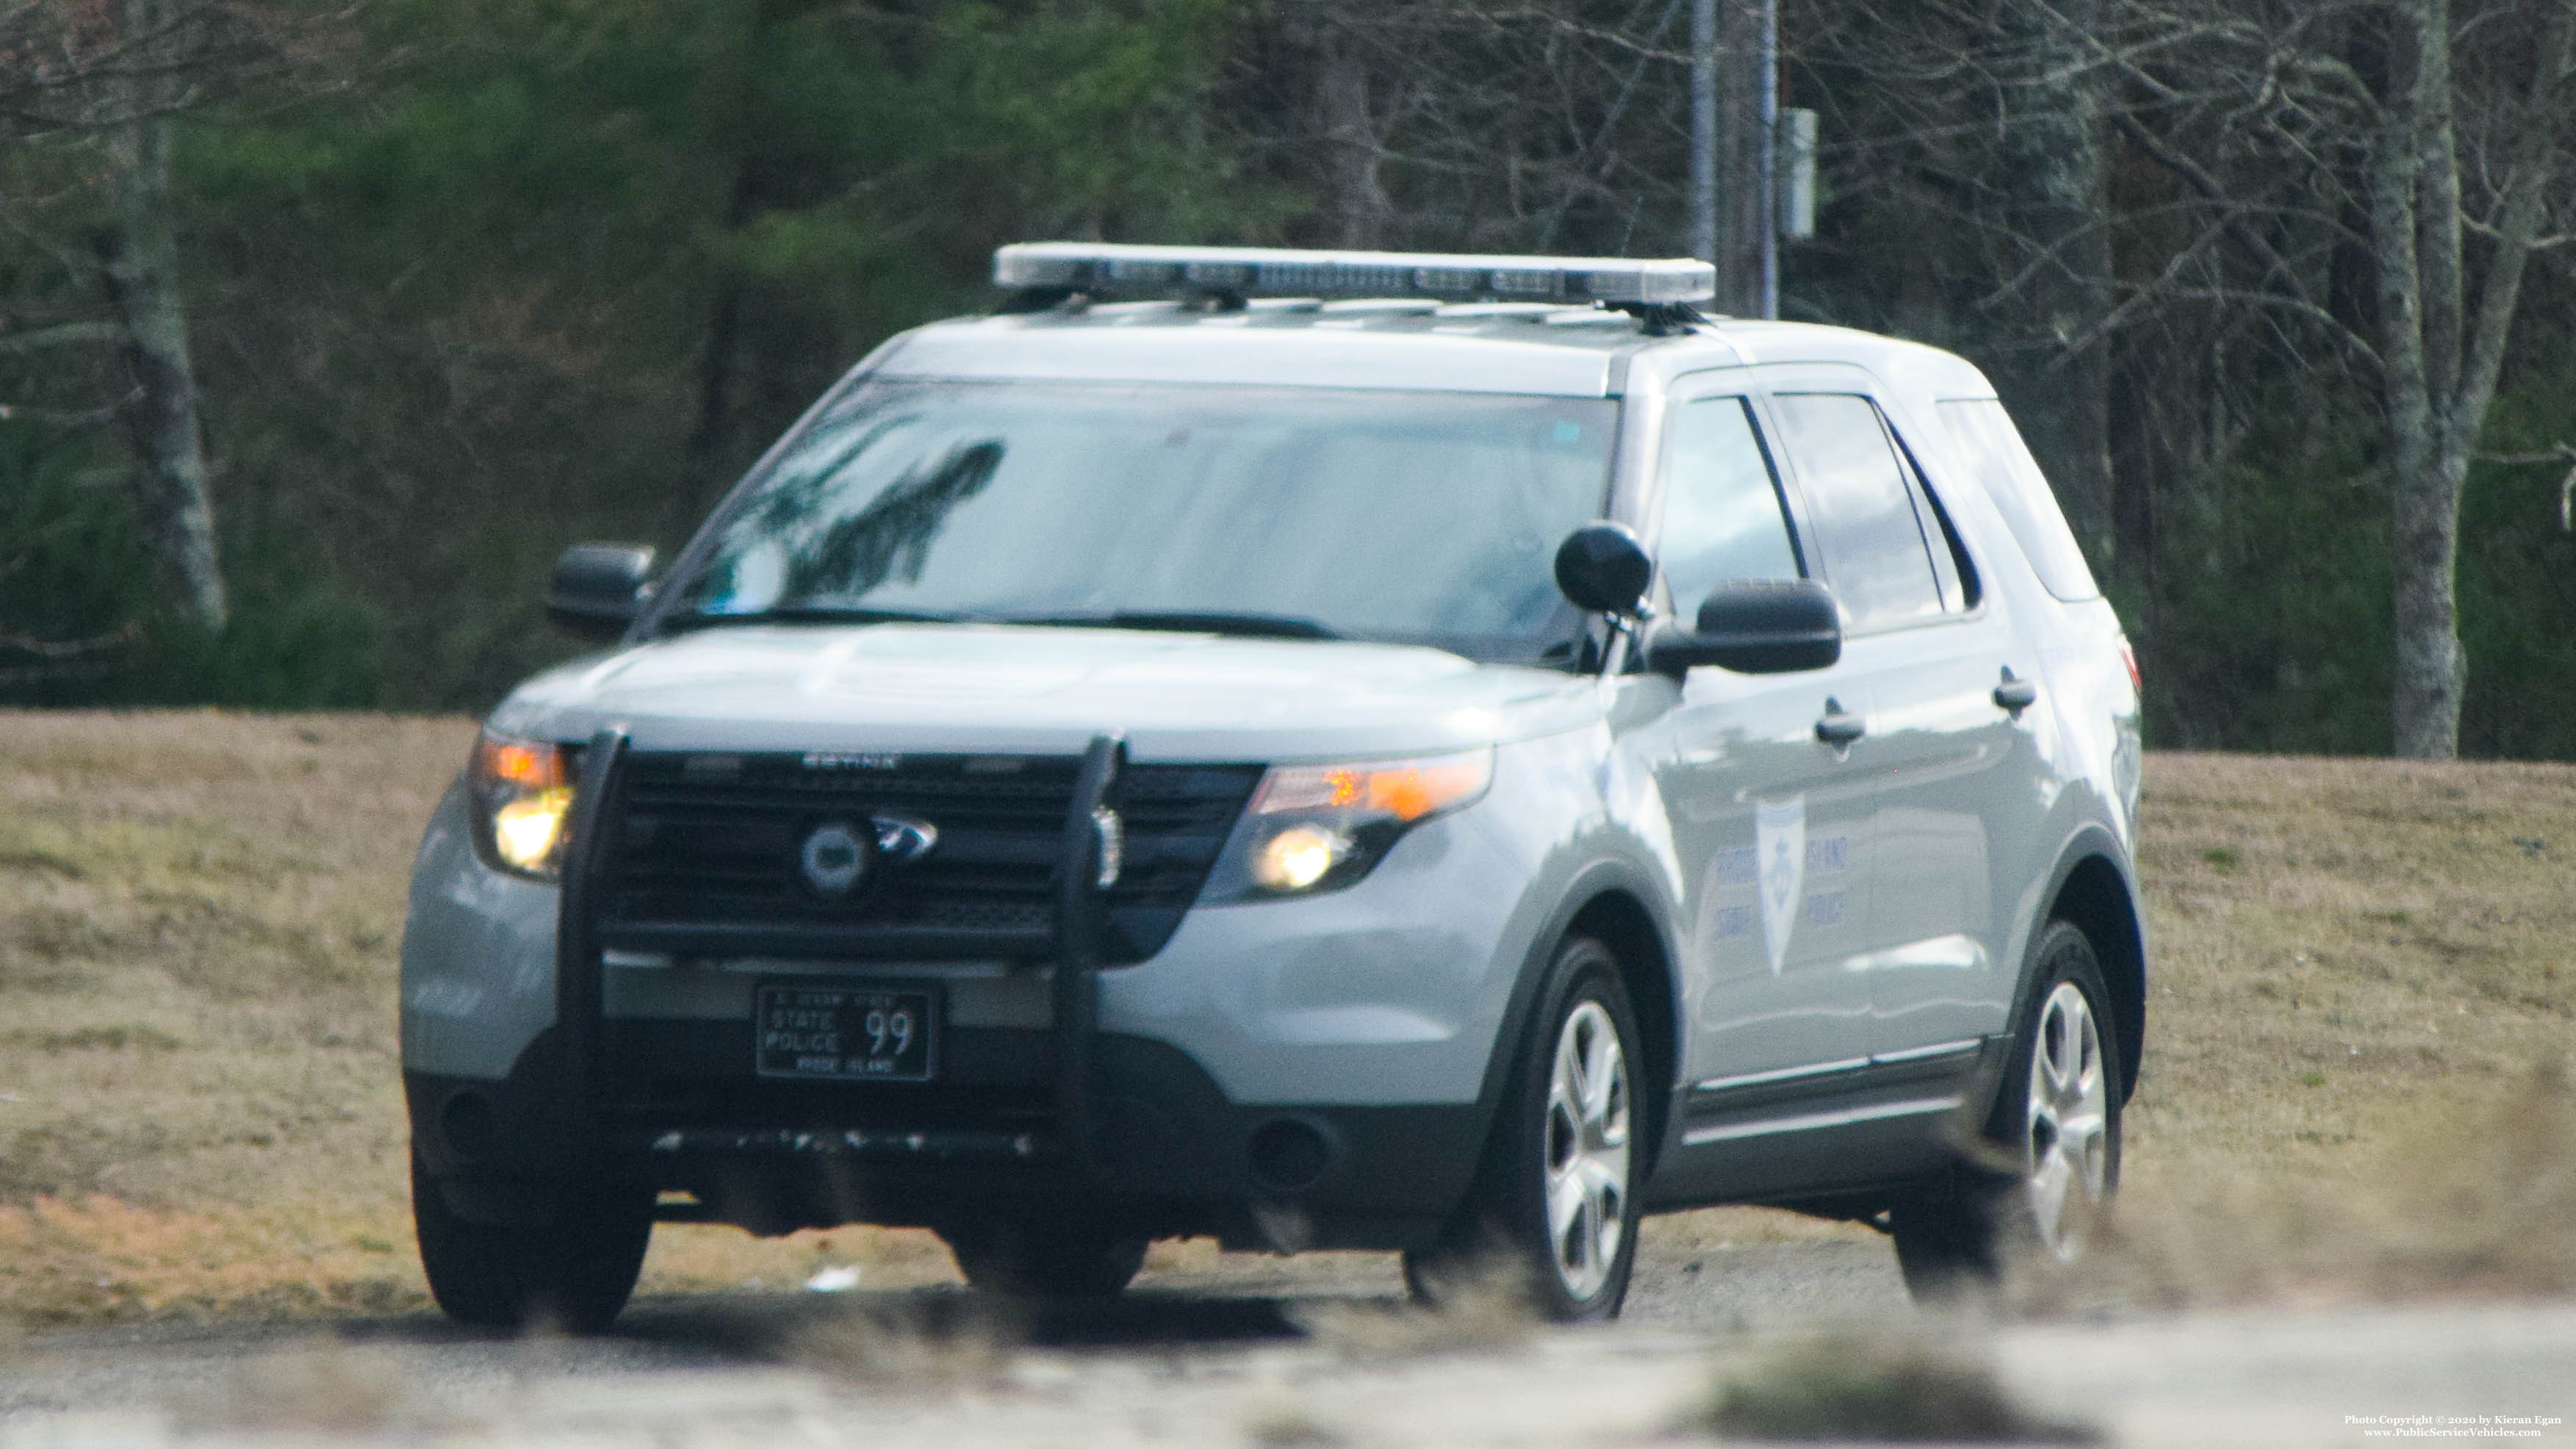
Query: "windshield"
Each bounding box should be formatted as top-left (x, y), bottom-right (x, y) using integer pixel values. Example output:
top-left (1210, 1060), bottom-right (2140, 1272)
top-left (668, 381), bottom-right (1619, 664)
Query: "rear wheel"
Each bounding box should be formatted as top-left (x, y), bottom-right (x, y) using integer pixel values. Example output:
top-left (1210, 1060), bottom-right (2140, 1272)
top-left (940, 1218), bottom-right (1148, 1301)
top-left (411, 1154), bottom-right (654, 1334)
top-left (1892, 920), bottom-right (2122, 1301)
top-left (1406, 935), bottom-right (1643, 1323)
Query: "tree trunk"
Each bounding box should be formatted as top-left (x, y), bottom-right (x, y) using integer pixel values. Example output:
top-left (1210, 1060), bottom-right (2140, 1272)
top-left (2377, 0), bottom-right (2458, 758)
top-left (96, 0), bottom-right (226, 636)
top-left (2381, 0), bottom-right (2576, 758)
top-left (1316, 37), bottom-right (1389, 251)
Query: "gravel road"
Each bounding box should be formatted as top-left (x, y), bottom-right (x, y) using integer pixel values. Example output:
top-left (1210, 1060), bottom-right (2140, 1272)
top-left (0, 1232), bottom-right (2567, 1449)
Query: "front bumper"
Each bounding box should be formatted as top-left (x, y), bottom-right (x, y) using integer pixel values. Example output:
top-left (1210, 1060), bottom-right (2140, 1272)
top-left (403, 1025), bottom-right (1484, 1250)
top-left (400, 729), bottom-right (1545, 1250)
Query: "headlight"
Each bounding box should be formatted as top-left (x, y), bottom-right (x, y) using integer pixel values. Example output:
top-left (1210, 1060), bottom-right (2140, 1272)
top-left (1218, 747), bottom-right (1494, 899)
top-left (468, 728), bottom-right (575, 880)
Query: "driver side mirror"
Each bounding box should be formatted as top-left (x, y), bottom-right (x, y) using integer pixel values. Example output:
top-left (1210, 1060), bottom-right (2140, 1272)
top-left (1647, 578), bottom-right (1842, 675)
top-left (1553, 522), bottom-right (1652, 616)
top-left (545, 542), bottom-right (657, 642)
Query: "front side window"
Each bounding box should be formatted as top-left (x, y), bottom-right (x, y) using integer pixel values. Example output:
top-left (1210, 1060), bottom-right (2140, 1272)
top-left (669, 381), bottom-right (1620, 664)
top-left (1770, 394), bottom-right (1946, 635)
top-left (1657, 395), bottom-right (1803, 616)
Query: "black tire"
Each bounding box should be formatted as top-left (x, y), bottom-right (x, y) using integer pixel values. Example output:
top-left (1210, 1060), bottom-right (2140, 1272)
top-left (1405, 935), bottom-right (1644, 1323)
top-left (1891, 919), bottom-right (2124, 1302)
top-left (411, 1154), bottom-right (654, 1334)
top-left (940, 1218), bottom-right (1149, 1301)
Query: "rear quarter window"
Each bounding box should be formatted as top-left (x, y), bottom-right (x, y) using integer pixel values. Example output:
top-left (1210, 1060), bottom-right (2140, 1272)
top-left (1935, 400), bottom-right (2101, 603)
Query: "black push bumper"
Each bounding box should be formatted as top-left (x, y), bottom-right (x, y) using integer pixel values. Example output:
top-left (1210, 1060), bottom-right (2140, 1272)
top-left (409, 730), bottom-right (1488, 1252)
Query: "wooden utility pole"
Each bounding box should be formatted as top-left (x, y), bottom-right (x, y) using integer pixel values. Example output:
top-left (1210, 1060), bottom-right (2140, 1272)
top-left (1690, 0), bottom-right (1717, 266)
top-left (1693, 1), bottom-right (1775, 317)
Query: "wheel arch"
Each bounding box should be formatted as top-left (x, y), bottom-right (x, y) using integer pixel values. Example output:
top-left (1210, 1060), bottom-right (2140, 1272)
top-left (2040, 842), bottom-right (2146, 1105)
top-left (1562, 889), bottom-right (1678, 1176)
top-left (1469, 862), bottom-right (1685, 1183)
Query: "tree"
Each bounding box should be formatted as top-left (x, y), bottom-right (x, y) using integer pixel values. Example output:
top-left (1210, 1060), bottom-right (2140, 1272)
top-left (1808, 0), bottom-right (2576, 758)
top-left (2, 0), bottom-right (312, 638)
top-left (2371, 0), bottom-right (2576, 756)
top-left (2087, 0), bottom-right (2576, 757)
top-left (95, 0), bottom-right (228, 633)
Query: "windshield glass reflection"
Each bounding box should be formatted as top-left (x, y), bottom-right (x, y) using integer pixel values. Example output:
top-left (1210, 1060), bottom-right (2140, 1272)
top-left (674, 381), bottom-right (1619, 664)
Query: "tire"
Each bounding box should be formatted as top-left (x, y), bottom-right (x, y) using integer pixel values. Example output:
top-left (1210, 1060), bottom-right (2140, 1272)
top-left (1891, 919), bottom-right (2123, 1302)
top-left (1405, 935), bottom-right (1644, 1323)
top-left (940, 1218), bottom-right (1149, 1301)
top-left (411, 1154), bottom-right (655, 1334)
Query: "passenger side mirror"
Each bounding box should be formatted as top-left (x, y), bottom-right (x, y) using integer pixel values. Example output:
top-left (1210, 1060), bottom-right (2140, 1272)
top-left (1553, 522), bottom-right (1652, 616)
top-left (1647, 578), bottom-right (1842, 675)
top-left (545, 543), bottom-right (657, 642)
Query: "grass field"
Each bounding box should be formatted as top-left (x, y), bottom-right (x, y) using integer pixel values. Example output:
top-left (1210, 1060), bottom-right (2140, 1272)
top-left (0, 711), bottom-right (2568, 1324)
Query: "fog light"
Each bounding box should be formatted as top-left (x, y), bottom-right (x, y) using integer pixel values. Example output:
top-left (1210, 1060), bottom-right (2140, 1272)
top-left (1251, 824), bottom-right (1349, 893)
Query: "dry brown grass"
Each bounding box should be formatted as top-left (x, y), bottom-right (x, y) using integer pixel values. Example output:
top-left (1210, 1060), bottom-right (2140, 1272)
top-left (2070, 754), bottom-right (2576, 1309)
top-left (1, 716), bottom-right (2570, 1326)
top-left (0, 710), bottom-right (956, 1323)
top-left (1697, 1330), bottom-right (2101, 1443)
top-left (2129, 753), bottom-right (2574, 1171)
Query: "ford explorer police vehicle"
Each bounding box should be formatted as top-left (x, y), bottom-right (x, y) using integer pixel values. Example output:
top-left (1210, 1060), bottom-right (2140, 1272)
top-left (399, 242), bottom-right (2146, 1328)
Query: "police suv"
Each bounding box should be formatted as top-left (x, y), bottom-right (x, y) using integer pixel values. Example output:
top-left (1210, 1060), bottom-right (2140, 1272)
top-left (400, 243), bottom-right (2146, 1328)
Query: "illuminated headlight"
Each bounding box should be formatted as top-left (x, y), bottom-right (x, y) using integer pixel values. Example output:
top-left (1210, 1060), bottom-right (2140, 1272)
top-left (1252, 824), bottom-right (1351, 893)
top-left (468, 729), bottom-right (575, 880)
top-left (1224, 748), bottom-right (1493, 899)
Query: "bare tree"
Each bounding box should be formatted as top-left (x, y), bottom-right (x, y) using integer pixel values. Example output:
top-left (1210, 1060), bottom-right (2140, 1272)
top-left (95, 0), bottom-right (227, 633)
top-left (1, 0), bottom-right (319, 636)
top-left (2372, 0), bottom-right (2576, 756)
top-left (1813, 0), bottom-right (2576, 757)
top-left (2101, 0), bottom-right (2576, 757)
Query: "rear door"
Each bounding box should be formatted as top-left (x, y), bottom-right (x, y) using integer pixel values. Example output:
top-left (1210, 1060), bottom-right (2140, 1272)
top-left (1763, 375), bottom-right (2036, 1068)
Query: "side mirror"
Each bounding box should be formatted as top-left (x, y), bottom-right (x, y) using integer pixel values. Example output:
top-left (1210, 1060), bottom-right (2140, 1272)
top-left (545, 543), bottom-right (656, 641)
top-left (1553, 522), bottom-right (1652, 616)
top-left (1647, 578), bottom-right (1843, 675)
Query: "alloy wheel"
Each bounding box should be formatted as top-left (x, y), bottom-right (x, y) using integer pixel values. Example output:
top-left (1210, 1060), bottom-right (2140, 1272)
top-left (1543, 999), bottom-right (1632, 1301)
top-left (2023, 979), bottom-right (2110, 1259)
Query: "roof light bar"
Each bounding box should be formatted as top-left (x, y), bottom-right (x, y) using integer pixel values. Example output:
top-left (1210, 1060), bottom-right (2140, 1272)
top-left (994, 242), bottom-right (1715, 307)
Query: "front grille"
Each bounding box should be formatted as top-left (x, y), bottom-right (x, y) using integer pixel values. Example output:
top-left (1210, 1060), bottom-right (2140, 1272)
top-left (594, 751), bottom-right (1259, 962)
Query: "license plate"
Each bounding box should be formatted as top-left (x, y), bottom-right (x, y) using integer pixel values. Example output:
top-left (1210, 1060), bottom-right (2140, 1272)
top-left (754, 984), bottom-right (938, 1082)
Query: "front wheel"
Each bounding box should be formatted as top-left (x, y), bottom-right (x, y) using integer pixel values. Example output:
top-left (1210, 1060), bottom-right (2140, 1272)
top-left (1891, 919), bottom-right (2123, 1301)
top-left (1406, 936), bottom-right (1644, 1323)
top-left (411, 1154), bottom-right (655, 1333)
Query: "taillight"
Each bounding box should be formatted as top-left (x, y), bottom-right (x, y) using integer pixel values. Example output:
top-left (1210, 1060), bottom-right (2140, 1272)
top-left (2118, 638), bottom-right (2141, 695)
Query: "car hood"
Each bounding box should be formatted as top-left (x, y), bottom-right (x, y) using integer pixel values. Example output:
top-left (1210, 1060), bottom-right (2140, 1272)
top-left (486, 623), bottom-right (1605, 762)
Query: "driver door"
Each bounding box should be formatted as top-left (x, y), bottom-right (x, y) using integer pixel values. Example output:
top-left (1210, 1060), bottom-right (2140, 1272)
top-left (1644, 386), bottom-right (1879, 1096)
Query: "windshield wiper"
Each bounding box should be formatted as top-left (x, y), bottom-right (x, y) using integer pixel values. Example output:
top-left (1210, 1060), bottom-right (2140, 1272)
top-left (1001, 609), bottom-right (1343, 641)
top-left (664, 605), bottom-right (987, 631)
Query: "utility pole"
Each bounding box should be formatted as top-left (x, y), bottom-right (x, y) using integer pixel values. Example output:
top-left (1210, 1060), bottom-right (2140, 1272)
top-left (1699, 1), bottom-right (1777, 317)
top-left (1690, 0), bottom-right (1718, 266)
top-left (1755, 0), bottom-right (1779, 320)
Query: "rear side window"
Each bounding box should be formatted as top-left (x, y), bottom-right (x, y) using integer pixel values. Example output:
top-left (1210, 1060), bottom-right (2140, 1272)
top-left (1657, 397), bottom-right (1803, 614)
top-left (1936, 400), bottom-right (2101, 603)
top-left (1770, 394), bottom-right (1945, 634)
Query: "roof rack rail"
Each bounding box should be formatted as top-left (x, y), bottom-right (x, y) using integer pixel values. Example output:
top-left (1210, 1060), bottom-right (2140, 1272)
top-left (992, 242), bottom-right (1715, 312)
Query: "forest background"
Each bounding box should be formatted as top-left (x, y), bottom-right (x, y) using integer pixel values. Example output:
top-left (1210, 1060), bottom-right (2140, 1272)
top-left (4, 0), bottom-right (2575, 760)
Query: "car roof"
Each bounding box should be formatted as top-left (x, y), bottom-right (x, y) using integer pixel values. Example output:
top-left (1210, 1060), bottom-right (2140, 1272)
top-left (871, 301), bottom-right (1999, 402)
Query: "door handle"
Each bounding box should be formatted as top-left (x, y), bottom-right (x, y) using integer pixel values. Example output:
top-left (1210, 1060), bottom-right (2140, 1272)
top-left (1815, 697), bottom-right (1867, 747)
top-left (1993, 668), bottom-right (2038, 713)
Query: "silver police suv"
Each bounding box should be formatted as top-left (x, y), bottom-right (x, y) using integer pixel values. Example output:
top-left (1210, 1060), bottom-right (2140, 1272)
top-left (400, 243), bottom-right (2146, 1329)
